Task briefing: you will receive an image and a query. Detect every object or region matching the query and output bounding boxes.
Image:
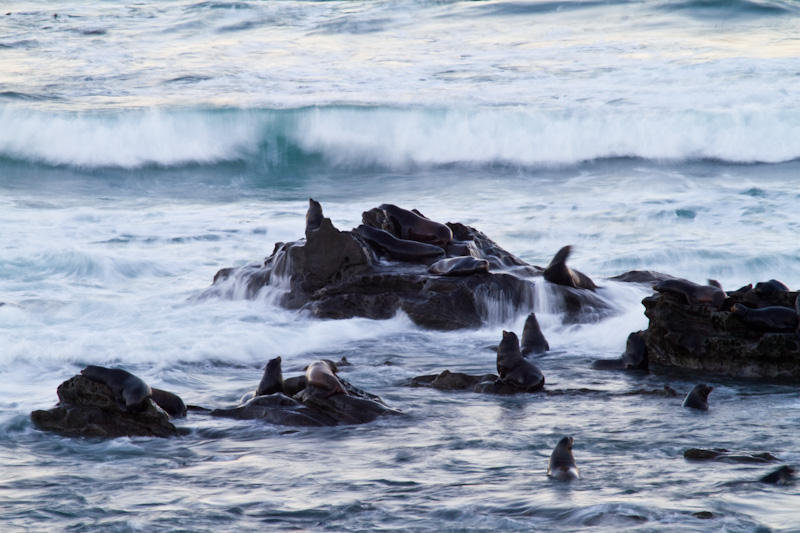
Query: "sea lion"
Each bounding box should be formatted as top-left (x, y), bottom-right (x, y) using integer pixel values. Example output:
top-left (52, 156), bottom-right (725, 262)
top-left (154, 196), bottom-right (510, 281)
top-left (379, 203), bottom-right (453, 246)
top-left (754, 279), bottom-right (790, 294)
top-left (548, 436), bottom-right (580, 480)
top-left (81, 365), bottom-right (153, 413)
top-left (591, 331), bottom-right (648, 370)
top-left (355, 224), bottom-right (445, 263)
top-left (730, 304), bottom-right (798, 333)
top-left (150, 388), bottom-right (187, 418)
top-left (654, 278), bottom-right (726, 307)
top-left (543, 246), bottom-right (597, 291)
top-left (682, 384), bottom-right (713, 410)
top-left (760, 465), bottom-right (796, 485)
top-left (305, 198), bottom-right (324, 233)
top-left (428, 256), bottom-right (489, 276)
top-left (305, 360), bottom-right (346, 397)
top-left (257, 356), bottom-right (284, 396)
top-left (520, 312), bottom-right (549, 355)
top-left (496, 331), bottom-right (545, 391)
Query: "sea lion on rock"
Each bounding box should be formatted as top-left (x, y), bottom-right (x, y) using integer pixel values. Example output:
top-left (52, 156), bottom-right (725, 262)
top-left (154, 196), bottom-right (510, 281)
top-left (543, 246), bottom-right (597, 291)
top-left (428, 256), bottom-right (489, 276)
top-left (305, 198), bottom-right (324, 233)
top-left (520, 312), bottom-right (549, 355)
top-left (654, 278), bottom-right (726, 307)
top-left (548, 436), bottom-right (580, 480)
top-left (754, 279), bottom-right (790, 294)
top-left (355, 224), bottom-right (445, 263)
top-left (305, 360), bottom-right (347, 397)
top-left (760, 465), bottom-right (796, 485)
top-left (496, 331), bottom-right (545, 391)
top-left (379, 203), bottom-right (453, 246)
top-left (591, 331), bottom-right (648, 370)
top-left (257, 356), bottom-right (284, 396)
top-left (682, 384), bottom-right (713, 410)
top-left (150, 388), bottom-right (187, 418)
top-left (81, 366), bottom-right (153, 413)
top-left (730, 304), bottom-right (798, 333)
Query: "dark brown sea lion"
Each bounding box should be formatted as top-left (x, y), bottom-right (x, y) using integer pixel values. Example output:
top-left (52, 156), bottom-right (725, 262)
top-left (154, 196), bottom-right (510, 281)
top-left (496, 331), bottom-right (545, 391)
top-left (682, 384), bottom-right (713, 410)
top-left (150, 388), bottom-right (187, 418)
top-left (306, 198), bottom-right (324, 233)
top-left (520, 312), bottom-right (549, 355)
top-left (730, 304), bottom-right (798, 333)
top-left (543, 246), bottom-right (597, 291)
top-left (257, 356), bottom-right (284, 396)
top-left (754, 279), bottom-right (790, 294)
top-left (305, 360), bottom-right (347, 397)
top-left (548, 436), bottom-right (580, 480)
top-left (355, 224), bottom-right (445, 263)
top-left (591, 331), bottom-right (648, 370)
top-left (654, 278), bottom-right (726, 307)
top-left (760, 465), bottom-right (796, 485)
top-left (81, 365), bottom-right (153, 413)
top-left (379, 203), bottom-right (453, 246)
top-left (428, 256), bottom-right (489, 276)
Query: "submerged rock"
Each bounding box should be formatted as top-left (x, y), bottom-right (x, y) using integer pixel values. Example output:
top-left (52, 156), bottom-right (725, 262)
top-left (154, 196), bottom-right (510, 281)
top-left (683, 448), bottom-right (780, 463)
top-left (31, 375), bottom-right (182, 438)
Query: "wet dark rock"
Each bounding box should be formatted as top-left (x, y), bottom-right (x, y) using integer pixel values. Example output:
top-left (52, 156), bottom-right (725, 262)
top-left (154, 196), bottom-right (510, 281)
top-left (693, 511), bottom-right (714, 520)
top-left (640, 288), bottom-right (800, 378)
top-left (620, 385), bottom-right (677, 397)
top-left (607, 270), bottom-right (677, 284)
top-left (210, 393), bottom-right (334, 427)
top-left (759, 465), bottom-right (795, 485)
top-left (31, 375), bottom-right (181, 438)
top-left (683, 448), bottom-right (779, 463)
top-left (203, 204), bottom-right (618, 330)
top-left (404, 370), bottom-right (498, 391)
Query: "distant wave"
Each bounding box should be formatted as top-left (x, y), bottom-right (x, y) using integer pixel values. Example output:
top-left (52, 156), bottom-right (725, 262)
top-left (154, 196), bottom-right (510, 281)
top-left (1, 105), bottom-right (799, 170)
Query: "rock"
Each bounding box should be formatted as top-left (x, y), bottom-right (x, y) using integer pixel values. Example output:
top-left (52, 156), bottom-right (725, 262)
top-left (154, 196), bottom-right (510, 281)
top-left (683, 448), bottom-right (780, 463)
top-left (210, 393), bottom-right (335, 426)
top-left (202, 204), bottom-right (617, 330)
top-left (640, 288), bottom-right (800, 378)
top-left (31, 376), bottom-right (181, 438)
top-left (292, 384), bottom-right (402, 425)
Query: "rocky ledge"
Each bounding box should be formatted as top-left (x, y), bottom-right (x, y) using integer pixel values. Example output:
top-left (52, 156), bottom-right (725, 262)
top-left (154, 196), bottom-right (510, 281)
top-left (639, 281), bottom-right (800, 378)
top-left (31, 376), bottom-right (182, 438)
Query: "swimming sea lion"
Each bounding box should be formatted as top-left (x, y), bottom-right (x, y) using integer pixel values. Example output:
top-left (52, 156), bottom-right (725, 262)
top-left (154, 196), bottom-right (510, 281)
top-left (682, 384), bottom-right (713, 410)
top-left (355, 224), bottom-right (445, 263)
top-left (520, 312), bottom-right (549, 355)
top-left (496, 331), bottom-right (545, 391)
top-left (543, 246), bottom-right (597, 291)
top-left (81, 365), bottom-right (153, 413)
top-left (257, 356), bottom-right (284, 396)
top-left (379, 203), bottom-right (453, 246)
top-left (754, 279), bottom-right (790, 294)
top-left (150, 388), bottom-right (187, 418)
top-left (730, 304), bottom-right (798, 333)
top-left (591, 331), bottom-right (648, 370)
top-left (305, 198), bottom-right (324, 233)
top-left (548, 436), bottom-right (580, 480)
top-left (760, 465), bottom-right (796, 485)
top-left (305, 360), bottom-right (346, 397)
top-left (654, 278), bottom-right (726, 307)
top-left (428, 256), bottom-right (489, 276)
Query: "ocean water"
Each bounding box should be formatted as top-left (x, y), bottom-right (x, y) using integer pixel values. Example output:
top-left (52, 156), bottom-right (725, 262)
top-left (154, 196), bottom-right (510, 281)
top-left (2, 0), bottom-right (800, 530)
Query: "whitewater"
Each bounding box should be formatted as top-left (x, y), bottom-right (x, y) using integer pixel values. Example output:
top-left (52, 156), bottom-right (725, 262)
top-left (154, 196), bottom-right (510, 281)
top-left (2, 0), bottom-right (800, 531)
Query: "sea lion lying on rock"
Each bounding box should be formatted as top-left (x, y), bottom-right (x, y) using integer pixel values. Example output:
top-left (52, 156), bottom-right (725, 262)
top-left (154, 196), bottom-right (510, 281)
top-left (81, 366), bottom-right (153, 413)
top-left (355, 224), bottom-right (445, 263)
top-left (730, 303), bottom-right (799, 333)
top-left (654, 278), bottom-right (726, 307)
top-left (379, 203), bottom-right (453, 246)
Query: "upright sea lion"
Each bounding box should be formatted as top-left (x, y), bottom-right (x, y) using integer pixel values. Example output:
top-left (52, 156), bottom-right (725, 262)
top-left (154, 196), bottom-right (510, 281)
top-left (150, 388), bottom-right (187, 418)
top-left (520, 312), bottom-right (549, 355)
top-left (760, 465), bottom-right (796, 485)
top-left (591, 331), bottom-right (648, 370)
top-left (305, 360), bottom-right (346, 397)
top-left (682, 384), bottom-right (713, 410)
top-left (379, 203), bottom-right (453, 246)
top-left (81, 365), bottom-right (153, 413)
top-left (548, 436), bottom-right (580, 480)
top-left (355, 224), bottom-right (445, 263)
top-left (654, 278), bottom-right (726, 307)
top-left (754, 279), bottom-right (790, 294)
top-left (257, 356), bottom-right (284, 396)
top-left (496, 331), bottom-right (545, 391)
top-left (730, 304), bottom-right (798, 333)
top-left (305, 198), bottom-right (324, 233)
top-left (428, 256), bottom-right (489, 276)
top-left (543, 246), bottom-right (597, 291)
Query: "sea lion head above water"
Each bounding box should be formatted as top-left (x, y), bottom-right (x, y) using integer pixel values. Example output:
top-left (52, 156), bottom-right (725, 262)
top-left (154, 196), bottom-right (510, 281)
top-left (548, 436), bottom-right (580, 480)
